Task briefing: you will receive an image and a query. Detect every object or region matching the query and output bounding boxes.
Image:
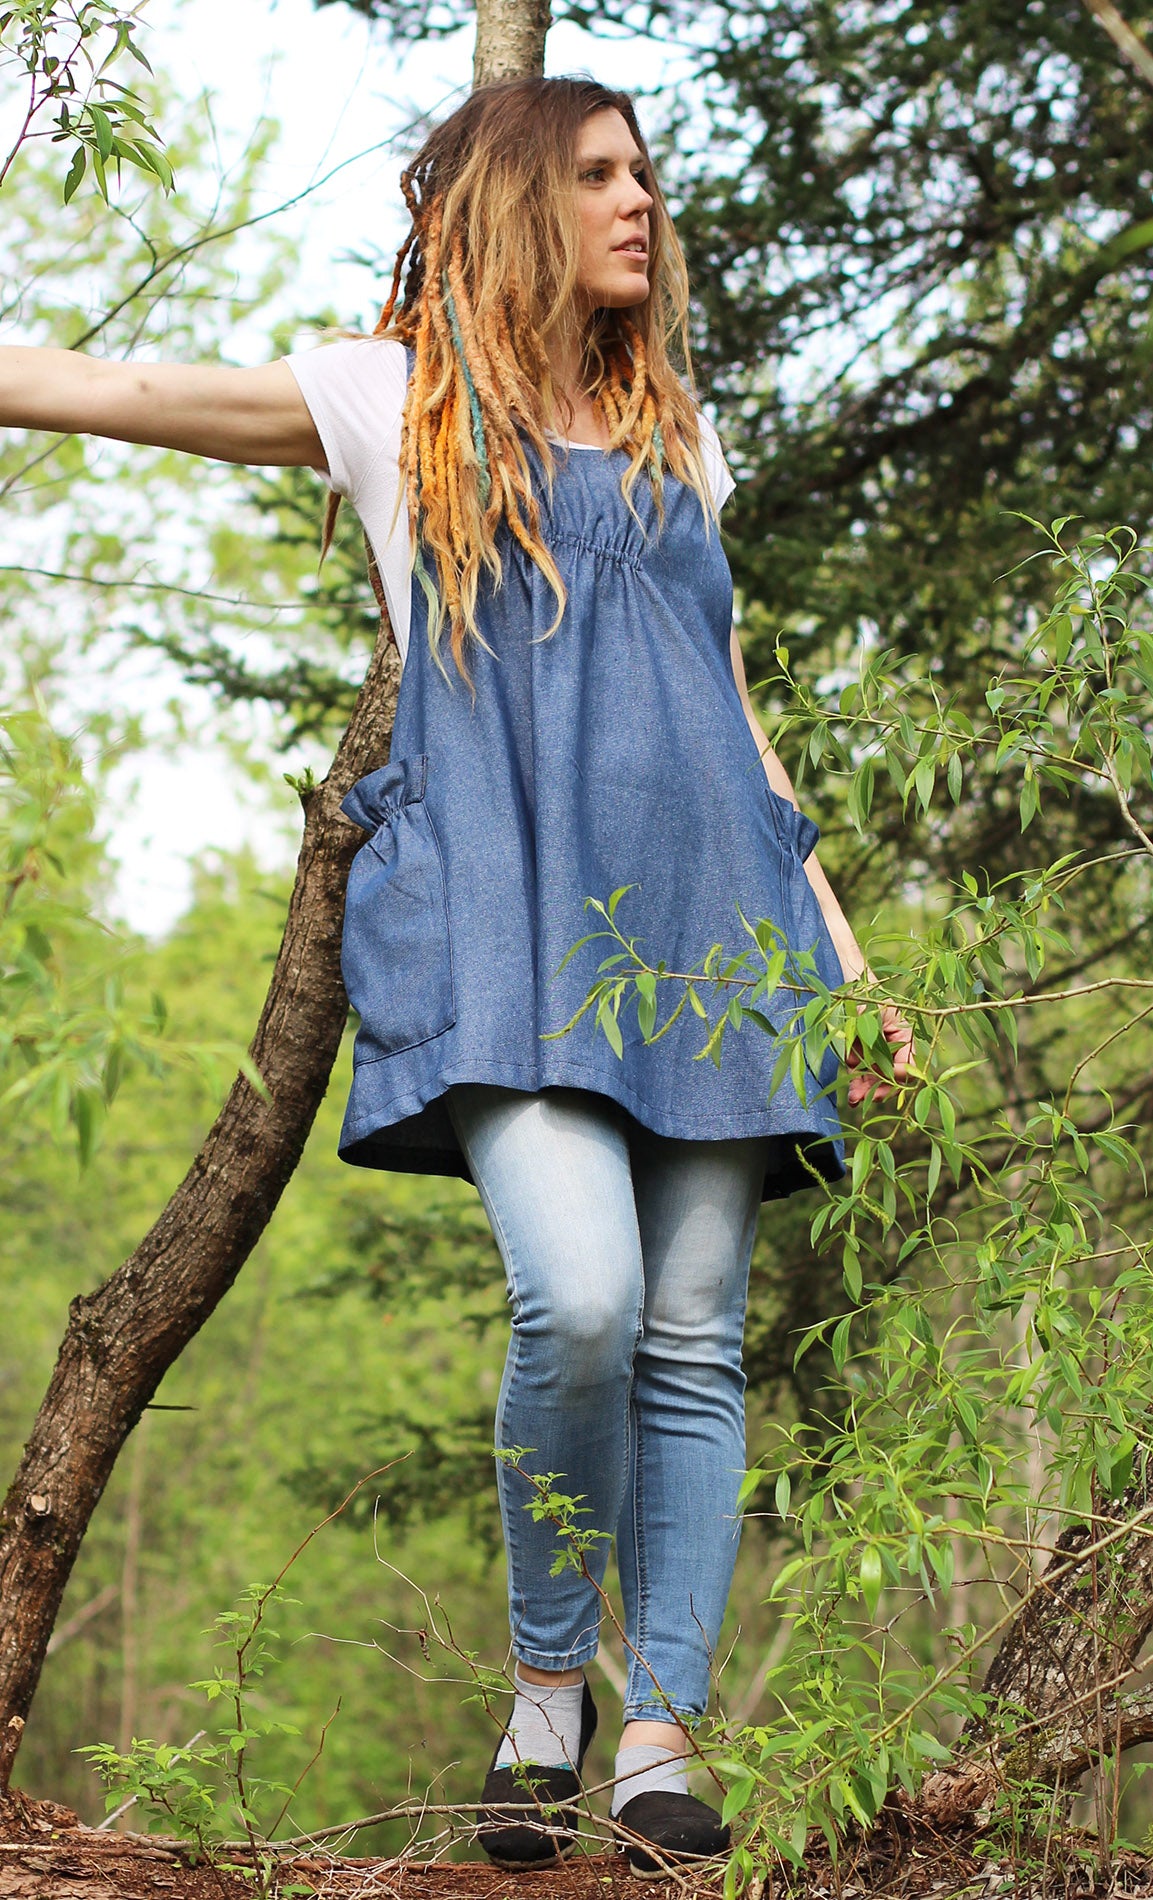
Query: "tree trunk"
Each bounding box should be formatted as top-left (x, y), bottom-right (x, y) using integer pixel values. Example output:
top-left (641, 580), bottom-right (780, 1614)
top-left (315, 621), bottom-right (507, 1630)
top-left (473, 0), bottom-right (549, 86)
top-left (917, 1472), bottom-right (1153, 1825)
top-left (0, 620), bottom-right (401, 1791)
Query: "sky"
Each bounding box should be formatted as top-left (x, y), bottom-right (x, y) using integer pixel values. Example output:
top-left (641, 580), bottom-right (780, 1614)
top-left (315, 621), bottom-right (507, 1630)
top-left (19, 0), bottom-right (695, 935)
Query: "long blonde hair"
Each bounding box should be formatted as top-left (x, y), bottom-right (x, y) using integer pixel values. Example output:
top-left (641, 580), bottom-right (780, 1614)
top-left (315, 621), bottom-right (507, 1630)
top-left (331, 77), bottom-right (715, 678)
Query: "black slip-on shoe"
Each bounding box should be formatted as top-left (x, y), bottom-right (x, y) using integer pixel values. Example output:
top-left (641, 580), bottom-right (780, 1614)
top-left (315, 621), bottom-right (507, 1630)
top-left (477, 1680), bottom-right (598, 1869)
top-left (614, 1788), bottom-right (730, 1877)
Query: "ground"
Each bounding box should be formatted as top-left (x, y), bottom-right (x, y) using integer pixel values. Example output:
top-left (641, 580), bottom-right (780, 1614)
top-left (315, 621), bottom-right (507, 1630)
top-left (5, 1791), bottom-right (1153, 1899)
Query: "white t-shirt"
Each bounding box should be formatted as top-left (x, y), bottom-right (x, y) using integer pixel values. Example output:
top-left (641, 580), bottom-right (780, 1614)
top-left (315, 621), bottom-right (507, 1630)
top-left (285, 336), bottom-right (736, 665)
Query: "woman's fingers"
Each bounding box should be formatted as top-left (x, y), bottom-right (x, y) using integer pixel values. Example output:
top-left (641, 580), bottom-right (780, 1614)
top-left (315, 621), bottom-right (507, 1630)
top-left (846, 1004), bottom-right (915, 1107)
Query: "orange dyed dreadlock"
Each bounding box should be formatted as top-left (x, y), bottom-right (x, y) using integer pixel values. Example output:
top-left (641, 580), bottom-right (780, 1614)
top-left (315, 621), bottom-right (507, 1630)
top-left (328, 77), bottom-right (716, 680)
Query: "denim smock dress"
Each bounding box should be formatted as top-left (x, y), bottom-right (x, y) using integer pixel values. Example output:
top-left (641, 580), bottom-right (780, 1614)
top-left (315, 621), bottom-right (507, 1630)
top-left (337, 425), bottom-right (845, 1203)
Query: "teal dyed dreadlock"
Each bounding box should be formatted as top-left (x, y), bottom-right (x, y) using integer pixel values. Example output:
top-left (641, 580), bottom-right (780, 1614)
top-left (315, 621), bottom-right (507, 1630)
top-left (444, 282), bottom-right (492, 509)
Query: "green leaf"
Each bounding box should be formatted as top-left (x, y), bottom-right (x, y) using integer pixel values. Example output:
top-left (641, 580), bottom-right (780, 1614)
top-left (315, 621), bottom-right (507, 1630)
top-left (720, 1771), bottom-right (757, 1825)
top-left (1108, 1435), bottom-right (1136, 1497)
top-left (859, 1544), bottom-right (883, 1620)
top-left (88, 104), bottom-right (115, 161)
top-left (735, 1466), bottom-right (764, 1509)
top-left (62, 142), bottom-right (86, 202)
top-left (928, 1540), bottom-right (955, 1595)
top-left (118, 139), bottom-right (174, 191)
top-left (597, 999), bottom-right (623, 1060)
top-left (774, 1468), bottom-right (792, 1519)
top-left (913, 754), bottom-right (935, 813)
top-left (842, 1245), bottom-right (862, 1302)
top-left (926, 1141), bottom-right (942, 1199)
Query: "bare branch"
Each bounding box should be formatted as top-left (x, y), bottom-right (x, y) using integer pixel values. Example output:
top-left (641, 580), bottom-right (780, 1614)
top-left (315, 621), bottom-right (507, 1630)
top-left (1082, 0), bottom-right (1153, 92)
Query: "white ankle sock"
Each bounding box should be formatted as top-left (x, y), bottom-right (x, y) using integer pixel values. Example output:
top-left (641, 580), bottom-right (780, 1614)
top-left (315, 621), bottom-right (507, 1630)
top-left (495, 1668), bottom-right (585, 1768)
top-left (610, 1743), bottom-right (689, 1816)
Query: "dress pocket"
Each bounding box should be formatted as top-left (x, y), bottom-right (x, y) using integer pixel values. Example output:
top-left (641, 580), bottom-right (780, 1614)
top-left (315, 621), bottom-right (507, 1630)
top-left (763, 783), bottom-right (821, 865)
top-left (762, 784), bottom-right (845, 993)
top-left (340, 755), bottom-right (456, 1062)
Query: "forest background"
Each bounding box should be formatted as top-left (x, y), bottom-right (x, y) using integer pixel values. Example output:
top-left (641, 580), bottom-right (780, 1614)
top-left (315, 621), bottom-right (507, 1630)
top-left (4, 0), bottom-right (1153, 1878)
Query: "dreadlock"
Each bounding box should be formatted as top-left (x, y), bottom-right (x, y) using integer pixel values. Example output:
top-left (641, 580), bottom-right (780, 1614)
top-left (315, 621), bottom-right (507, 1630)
top-left (326, 76), bottom-right (716, 681)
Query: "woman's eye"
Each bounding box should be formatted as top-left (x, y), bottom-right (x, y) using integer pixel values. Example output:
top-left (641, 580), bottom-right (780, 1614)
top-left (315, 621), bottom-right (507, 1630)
top-left (581, 167), bottom-right (606, 183)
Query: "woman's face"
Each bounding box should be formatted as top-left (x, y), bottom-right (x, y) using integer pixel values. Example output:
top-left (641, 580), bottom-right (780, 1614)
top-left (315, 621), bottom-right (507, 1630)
top-left (573, 109), bottom-right (654, 309)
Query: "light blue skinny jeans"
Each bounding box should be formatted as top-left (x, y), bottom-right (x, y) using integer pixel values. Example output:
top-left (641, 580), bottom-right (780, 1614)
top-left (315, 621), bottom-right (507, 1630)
top-left (447, 1084), bottom-right (769, 1726)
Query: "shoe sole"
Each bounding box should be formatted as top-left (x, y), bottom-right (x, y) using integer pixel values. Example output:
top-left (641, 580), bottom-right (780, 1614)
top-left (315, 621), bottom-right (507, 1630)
top-left (623, 1847), bottom-right (727, 1880)
top-left (482, 1837), bottom-right (576, 1871)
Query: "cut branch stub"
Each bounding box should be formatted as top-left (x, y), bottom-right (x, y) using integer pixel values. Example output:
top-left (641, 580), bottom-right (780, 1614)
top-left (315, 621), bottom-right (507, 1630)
top-left (0, 617), bottom-right (401, 1791)
top-left (473, 0), bottom-right (550, 86)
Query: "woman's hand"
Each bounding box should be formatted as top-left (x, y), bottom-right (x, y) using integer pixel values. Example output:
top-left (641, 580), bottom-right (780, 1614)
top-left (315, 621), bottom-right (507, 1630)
top-left (846, 1002), bottom-right (915, 1107)
top-left (728, 628), bottom-right (916, 1107)
top-left (0, 348), bottom-right (323, 468)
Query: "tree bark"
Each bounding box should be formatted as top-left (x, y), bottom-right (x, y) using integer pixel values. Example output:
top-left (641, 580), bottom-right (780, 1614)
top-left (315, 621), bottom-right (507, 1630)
top-left (917, 1474), bottom-right (1153, 1825)
top-left (0, 619), bottom-right (401, 1791)
top-left (473, 0), bottom-right (549, 86)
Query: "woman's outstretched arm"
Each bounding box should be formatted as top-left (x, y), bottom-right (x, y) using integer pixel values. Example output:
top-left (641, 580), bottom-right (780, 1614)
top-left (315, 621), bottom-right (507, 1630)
top-left (0, 349), bottom-right (323, 468)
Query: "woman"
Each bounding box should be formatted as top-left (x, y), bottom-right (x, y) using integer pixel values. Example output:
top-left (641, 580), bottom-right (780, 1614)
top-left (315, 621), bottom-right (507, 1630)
top-left (0, 76), bottom-right (910, 1874)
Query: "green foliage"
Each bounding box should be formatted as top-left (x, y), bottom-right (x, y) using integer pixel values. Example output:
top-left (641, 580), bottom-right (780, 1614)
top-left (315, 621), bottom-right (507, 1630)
top-left (562, 522), bottom-right (1153, 1868)
top-left (670, 2), bottom-right (1153, 660)
top-left (82, 1581), bottom-right (311, 1894)
top-left (0, 0), bottom-right (172, 202)
top-left (497, 1451), bottom-right (613, 1583)
top-left (139, 461), bottom-right (381, 747)
top-left (1, 700), bottom-right (152, 1161)
top-left (0, 700), bottom-right (263, 1160)
top-left (288, 1407), bottom-right (500, 1544)
top-left (0, 70), bottom-right (298, 737)
top-left (0, 848), bottom-right (520, 1844)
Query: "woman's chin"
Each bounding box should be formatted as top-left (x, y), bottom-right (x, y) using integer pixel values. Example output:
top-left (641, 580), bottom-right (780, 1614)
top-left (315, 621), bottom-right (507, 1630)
top-left (599, 279), bottom-right (651, 310)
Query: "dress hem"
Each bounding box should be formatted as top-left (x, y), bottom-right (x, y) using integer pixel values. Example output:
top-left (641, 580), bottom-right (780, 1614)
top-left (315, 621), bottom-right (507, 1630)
top-left (338, 1054), bottom-right (844, 1203)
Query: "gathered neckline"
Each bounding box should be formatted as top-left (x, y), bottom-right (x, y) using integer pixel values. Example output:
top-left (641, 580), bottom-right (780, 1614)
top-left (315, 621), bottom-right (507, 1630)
top-left (545, 432), bottom-right (620, 453)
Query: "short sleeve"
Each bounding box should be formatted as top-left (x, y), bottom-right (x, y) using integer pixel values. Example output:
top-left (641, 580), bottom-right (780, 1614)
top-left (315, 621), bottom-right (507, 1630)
top-left (697, 412), bottom-right (736, 512)
top-left (283, 335), bottom-right (414, 664)
top-left (283, 336), bottom-right (408, 503)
